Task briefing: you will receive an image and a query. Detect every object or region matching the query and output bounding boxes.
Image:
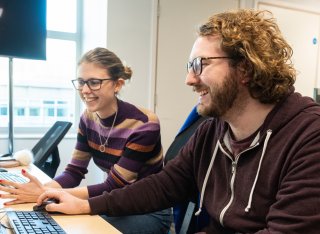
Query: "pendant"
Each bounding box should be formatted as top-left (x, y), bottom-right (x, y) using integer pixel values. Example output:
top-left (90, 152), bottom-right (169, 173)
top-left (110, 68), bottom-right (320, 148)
top-left (99, 145), bottom-right (106, 152)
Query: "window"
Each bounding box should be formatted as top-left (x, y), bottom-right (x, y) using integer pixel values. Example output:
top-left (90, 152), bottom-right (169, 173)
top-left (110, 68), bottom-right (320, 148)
top-left (0, 0), bottom-right (80, 132)
top-left (15, 108), bottom-right (25, 116)
top-left (29, 108), bottom-right (40, 117)
top-left (57, 101), bottom-right (68, 117)
top-left (0, 106), bottom-right (7, 116)
top-left (0, 0), bottom-right (107, 137)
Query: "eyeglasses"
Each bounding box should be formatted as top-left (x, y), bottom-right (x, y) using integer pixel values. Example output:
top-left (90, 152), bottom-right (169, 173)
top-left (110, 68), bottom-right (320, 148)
top-left (71, 78), bottom-right (114, 91)
top-left (187, 56), bottom-right (232, 76)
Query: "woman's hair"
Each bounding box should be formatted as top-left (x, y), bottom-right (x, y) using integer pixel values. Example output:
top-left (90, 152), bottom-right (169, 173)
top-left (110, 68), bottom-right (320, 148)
top-left (78, 47), bottom-right (132, 81)
top-left (198, 9), bottom-right (296, 103)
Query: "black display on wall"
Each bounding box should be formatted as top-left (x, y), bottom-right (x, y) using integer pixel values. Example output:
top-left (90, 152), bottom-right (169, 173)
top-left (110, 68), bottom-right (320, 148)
top-left (0, 0), bottom-right (46, 60)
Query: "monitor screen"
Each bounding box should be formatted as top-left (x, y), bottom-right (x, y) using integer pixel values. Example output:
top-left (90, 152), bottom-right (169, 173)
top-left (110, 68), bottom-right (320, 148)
top-left (0, 0), bottom-right (46, 60)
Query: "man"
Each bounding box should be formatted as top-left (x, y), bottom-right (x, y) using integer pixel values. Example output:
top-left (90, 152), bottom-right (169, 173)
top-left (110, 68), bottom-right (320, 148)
top-left (37, 9), bottom-right (320, 233)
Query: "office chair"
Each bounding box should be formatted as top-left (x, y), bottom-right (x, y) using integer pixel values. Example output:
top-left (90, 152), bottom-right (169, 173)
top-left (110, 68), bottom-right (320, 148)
top-left (164, 106), bottom-right (209, 234)
top-left (32, 121), bottom-right (72, 178)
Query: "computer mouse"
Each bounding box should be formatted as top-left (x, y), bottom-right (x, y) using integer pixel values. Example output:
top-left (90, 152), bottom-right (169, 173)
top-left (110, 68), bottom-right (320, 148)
top-left (0, 168), bottom-right (8, 172)
top-left (33, 199), bottom-right (59, 212)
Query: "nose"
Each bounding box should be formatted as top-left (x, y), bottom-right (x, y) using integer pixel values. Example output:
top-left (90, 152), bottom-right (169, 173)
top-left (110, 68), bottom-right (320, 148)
top-left (185, 71), bottom-right (200, 86)
top-left (81, 83), bottom-right (92, 93)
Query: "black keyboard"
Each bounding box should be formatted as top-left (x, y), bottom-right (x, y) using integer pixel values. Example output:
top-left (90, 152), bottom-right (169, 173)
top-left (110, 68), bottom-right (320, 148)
top-left (6, 211), bottom-right (66, 234)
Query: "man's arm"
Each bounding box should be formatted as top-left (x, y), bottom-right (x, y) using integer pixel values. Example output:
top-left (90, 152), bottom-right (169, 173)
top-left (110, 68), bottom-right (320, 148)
top-left (89, 148), bottom-right (197, 216)
top-left (35, 158), bottom-right (192, 216)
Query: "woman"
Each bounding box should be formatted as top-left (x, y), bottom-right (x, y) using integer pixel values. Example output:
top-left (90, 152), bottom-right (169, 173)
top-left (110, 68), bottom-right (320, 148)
top-left (0, 47), bottom-right (172, 233)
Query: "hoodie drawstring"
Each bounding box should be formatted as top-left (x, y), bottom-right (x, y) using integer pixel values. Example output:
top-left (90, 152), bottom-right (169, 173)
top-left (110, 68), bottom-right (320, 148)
top-left (245, 129), bottom-right (272, 212)
top-left (194, 129), bottom-right (272, 216)
top-left (195, 141), bottom-right (221, 216)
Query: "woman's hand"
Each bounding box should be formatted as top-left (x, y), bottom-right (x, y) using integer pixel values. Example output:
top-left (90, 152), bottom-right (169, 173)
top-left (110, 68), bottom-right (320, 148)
top-left (0, 169), bottom-right (46, 204)
top-left (37, 190), bottom-right (91, 215)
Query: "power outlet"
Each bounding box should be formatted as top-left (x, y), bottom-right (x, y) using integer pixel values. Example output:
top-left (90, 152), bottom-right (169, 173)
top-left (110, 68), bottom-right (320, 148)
top-left (313, 88), bottom-right (320, 104)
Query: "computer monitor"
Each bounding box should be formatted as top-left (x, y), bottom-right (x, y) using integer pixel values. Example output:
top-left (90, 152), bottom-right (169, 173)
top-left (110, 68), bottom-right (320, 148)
top-left (0, 0), bottom-right (46, 60)
top-left (32, 121), bottom-right (72, 178)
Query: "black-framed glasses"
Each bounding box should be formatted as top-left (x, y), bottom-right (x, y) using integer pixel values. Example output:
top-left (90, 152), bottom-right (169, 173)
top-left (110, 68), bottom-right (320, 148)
top-left (187, 56), bottom-right (232, 76)
top-left (71, 78), bottom-right (114, 91)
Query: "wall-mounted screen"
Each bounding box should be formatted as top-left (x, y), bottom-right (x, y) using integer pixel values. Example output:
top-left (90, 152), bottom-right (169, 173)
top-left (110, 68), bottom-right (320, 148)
top-left (0, 0), bottom-right (46, 60)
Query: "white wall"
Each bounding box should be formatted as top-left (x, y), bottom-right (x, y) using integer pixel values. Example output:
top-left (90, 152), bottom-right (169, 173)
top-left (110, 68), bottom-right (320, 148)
top-left (105, 0), bottom-right (157, 110)
top-left (105, 0), bottom-right (243, 152)
top-left (155, 0), bottom-right (240, 152)
top-left (256, 0), bottom-right (320, 98)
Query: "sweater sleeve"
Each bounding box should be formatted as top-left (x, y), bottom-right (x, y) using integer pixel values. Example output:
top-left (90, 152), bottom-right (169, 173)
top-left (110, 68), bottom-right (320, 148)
top-left (54, 116), bottom-right (91, 188)
top-left (87, 119), bottom-right (163, 197)
top-left (87, 126), bottom-right (201, 215)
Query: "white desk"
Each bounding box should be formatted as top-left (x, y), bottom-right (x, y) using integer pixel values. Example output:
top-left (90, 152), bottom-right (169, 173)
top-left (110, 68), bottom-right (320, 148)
top-left (0, 164), bottom-right (121, 234)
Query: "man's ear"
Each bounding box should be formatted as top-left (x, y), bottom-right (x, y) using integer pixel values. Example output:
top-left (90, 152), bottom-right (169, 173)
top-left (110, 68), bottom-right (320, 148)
top-left (236, 59), bottom-right (252, 84)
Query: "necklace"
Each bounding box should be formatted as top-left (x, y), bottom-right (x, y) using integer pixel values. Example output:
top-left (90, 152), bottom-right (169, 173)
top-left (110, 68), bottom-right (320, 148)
top-left (97, 111), bottom-right (118, 153)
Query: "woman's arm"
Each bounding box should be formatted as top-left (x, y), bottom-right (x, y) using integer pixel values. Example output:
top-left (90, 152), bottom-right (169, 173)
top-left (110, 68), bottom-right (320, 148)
top-left (0, 169), bottom-right (62, 204)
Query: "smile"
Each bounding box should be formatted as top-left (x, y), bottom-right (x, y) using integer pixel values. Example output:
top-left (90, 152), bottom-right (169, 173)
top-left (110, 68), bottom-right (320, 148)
top-left (84, 96), bottom-right (98, 102)
top-left (199, 89), bottom-right (209, 96)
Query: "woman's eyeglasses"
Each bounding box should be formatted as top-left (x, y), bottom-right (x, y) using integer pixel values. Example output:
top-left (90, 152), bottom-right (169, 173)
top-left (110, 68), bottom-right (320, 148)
top-left (71, 78), bottom-right (114, 91)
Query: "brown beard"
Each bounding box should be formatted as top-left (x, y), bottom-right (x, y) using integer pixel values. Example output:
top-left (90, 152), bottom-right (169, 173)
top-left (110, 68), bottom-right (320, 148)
top-left (197, 71), bottom-right (239, 118)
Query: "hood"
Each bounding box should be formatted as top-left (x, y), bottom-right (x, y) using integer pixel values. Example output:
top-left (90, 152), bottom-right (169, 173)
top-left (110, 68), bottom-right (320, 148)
top-left (261, 92), bottom-right (319, 135)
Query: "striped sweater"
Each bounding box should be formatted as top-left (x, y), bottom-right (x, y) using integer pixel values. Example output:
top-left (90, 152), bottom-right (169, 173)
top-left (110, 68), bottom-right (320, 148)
top-left (54, 99), bottom-right (163, 198)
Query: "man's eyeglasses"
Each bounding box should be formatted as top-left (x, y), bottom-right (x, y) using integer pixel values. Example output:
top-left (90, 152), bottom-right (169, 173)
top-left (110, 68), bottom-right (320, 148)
top-left (71, 78), bottom-right (114, 91)
top-left (187, 56), bottom-right (233, 76)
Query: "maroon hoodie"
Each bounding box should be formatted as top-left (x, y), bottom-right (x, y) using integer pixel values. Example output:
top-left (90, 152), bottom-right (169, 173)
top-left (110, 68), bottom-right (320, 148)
top-left (89, 92), bottom-right (320, 233)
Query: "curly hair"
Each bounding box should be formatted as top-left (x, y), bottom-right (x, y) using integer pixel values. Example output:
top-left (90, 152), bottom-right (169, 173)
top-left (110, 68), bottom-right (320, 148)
top-left (198, 9), bottom-right (296, 103)
top-left (78, 47), bottom-right (132, 81)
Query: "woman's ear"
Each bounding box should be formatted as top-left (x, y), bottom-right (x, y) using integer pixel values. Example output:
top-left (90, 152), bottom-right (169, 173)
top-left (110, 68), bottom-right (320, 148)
top-left (115, 78), bottom-right (125, 94)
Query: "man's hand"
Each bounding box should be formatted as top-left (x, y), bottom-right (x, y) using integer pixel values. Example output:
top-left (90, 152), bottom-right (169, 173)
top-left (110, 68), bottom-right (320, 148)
top-left (37, 190), bottom-right (91, 215)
